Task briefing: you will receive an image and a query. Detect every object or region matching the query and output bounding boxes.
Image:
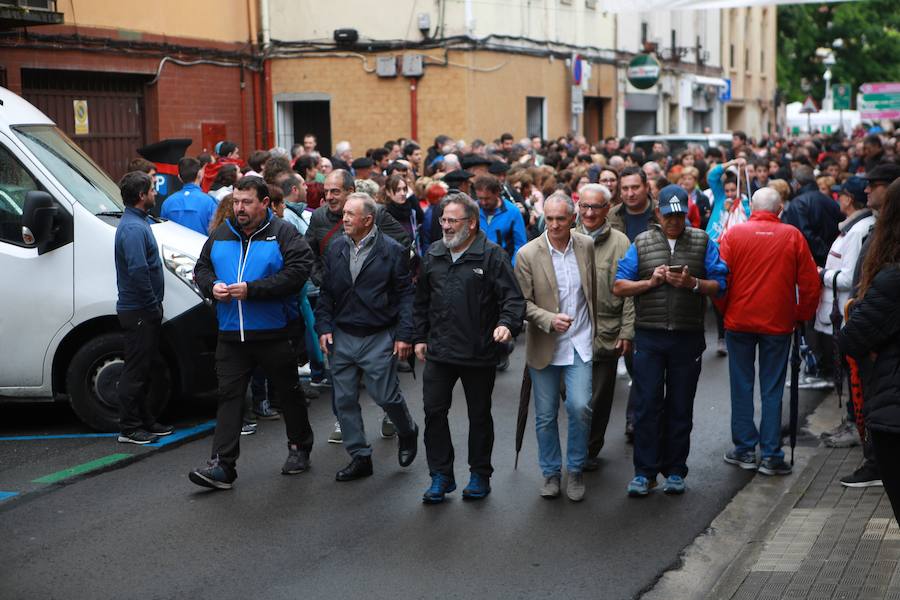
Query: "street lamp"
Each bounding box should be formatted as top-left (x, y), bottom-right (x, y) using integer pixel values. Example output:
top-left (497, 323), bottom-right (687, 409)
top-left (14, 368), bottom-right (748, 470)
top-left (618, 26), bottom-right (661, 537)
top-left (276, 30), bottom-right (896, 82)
top-left (823, 52), bottom-right (835, 111)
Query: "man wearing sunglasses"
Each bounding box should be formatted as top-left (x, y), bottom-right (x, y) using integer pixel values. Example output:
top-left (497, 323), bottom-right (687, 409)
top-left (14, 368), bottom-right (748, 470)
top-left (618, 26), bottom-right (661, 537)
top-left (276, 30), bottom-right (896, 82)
top-left (575, 184), bottom-right (635, 472)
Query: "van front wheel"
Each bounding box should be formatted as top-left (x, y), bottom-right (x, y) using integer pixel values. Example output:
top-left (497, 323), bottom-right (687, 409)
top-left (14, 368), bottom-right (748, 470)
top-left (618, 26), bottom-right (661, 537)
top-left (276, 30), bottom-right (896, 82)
top-left (66, 333), bottom-right (171, 432)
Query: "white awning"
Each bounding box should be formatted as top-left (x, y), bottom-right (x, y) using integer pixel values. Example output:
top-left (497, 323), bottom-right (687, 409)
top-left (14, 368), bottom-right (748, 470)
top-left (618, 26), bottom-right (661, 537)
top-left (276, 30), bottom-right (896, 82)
top-left (693, 76), bottom-right (728, 88)
top-left (601, 0), bottom-right (857, 11)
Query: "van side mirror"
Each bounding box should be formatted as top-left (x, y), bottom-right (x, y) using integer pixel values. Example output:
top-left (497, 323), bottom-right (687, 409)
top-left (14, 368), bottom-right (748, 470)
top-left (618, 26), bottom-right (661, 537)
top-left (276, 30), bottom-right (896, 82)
top-left (22, 191), bottom-right (57, 249)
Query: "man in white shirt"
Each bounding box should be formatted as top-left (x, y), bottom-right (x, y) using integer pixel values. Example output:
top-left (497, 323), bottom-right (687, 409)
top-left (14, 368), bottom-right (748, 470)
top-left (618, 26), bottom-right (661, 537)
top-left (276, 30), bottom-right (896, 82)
top-left (514, 192), bottom-right (595, 501)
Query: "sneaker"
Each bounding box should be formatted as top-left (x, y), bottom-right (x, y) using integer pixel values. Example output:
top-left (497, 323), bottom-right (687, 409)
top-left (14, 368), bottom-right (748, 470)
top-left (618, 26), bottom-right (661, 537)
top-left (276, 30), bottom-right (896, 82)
top-left (381, 414), bottom-right (397, 439)
top-left (301, 384), bottom-right (320, 400)
top-left (188, 458), bottom-right (236, 490)
top-left (627, 475), bottom-right (657, 497)
top-left (724, 449), bottom-right (758, 470)
top-left (717, 339), bottom-right (727, 356)
top-left (462, 473), bottom-right (491, 500)
top-left (328, 421), bottom-right (342, 444)
top-left (540, 474), bottom-right (561, 498)
top-left (253, 399), bottom-right (281, 421)
top-left (758, 457), bottom-right (792, 476)
top-left (297, 362), bottom-right (311, 377)
top-left (823, 421), bottom-right (861, 448)
top-left (798, 375), bottom-right (832, 390)
top-left (663, 475), bottom-right (686, 495)
top-left (840, 462), bottom-right (883, 488)
top-left (117, 429), bottom-right (159, 445)
top-left (310, 376), bottom-right (331, 388)
top-left (566, 472), bottom-right (585, 502)
top-left (281, 443), bottom-right (310, 474)
top-left (583, 456), bottom-right (601, 472)
top-left (240, 422), bottom-right (257, 436)
top-left (422, 474), bottom-right (457, 504)
top-left (145, 422), bottom-right (174, 436)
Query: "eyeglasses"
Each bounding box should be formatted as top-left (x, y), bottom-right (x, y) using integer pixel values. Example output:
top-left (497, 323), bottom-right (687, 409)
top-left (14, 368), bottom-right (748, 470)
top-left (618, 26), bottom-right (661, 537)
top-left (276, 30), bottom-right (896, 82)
top-left (439, 217), bottom-right (468, 226)
top-left (580, 203), bottom-right (609, 212)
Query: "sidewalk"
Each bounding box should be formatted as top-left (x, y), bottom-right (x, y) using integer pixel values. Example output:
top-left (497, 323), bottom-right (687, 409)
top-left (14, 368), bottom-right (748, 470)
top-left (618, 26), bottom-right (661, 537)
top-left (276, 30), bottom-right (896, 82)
top-left (717, 445), bottom-right (900, 600)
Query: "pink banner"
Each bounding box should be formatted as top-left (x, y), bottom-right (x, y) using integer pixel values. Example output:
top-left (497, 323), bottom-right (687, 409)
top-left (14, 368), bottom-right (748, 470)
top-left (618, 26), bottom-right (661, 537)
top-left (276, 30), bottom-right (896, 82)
top-left (861, 82), bottom-right (900, 94)
top-left (860, 110), bottom-right (900, 120)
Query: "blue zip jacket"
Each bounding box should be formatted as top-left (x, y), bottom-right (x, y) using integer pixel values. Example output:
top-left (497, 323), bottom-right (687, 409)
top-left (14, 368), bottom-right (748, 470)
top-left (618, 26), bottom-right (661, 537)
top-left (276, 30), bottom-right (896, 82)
top-left (114, 206), bottom-right (164, 312)
top-left (194, 211), bottom-right (313, 342)
top-left (705, 164), bottom-right (751, 243)
top-left (480, 199), bottom-right (527, 265)
top-left (160, 183), bottom-right (218, 236)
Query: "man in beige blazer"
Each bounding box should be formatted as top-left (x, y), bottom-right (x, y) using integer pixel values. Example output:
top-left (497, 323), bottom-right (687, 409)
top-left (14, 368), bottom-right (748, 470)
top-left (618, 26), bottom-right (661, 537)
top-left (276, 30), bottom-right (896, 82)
top-left (515, 192), bottom-right (595, 502)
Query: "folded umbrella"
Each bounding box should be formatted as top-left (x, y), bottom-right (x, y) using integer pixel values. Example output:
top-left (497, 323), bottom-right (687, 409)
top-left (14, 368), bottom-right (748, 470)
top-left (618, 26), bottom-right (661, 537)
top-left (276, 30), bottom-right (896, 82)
top-left (828, 273), bottom-right (845, 404)
top-left (515, 365), bottom-right (532, 470)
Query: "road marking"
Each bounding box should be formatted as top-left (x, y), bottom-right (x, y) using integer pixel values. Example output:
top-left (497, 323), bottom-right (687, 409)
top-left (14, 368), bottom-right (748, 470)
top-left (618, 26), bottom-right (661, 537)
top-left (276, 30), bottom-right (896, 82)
top-left (0, 491), bottom-right (19, 502)
top-left (0, 433), bottom-right (118, 441)
top-left (145, 420), bottom-right (216, 447)
top-left (32, 454), bottom-right (131, 484)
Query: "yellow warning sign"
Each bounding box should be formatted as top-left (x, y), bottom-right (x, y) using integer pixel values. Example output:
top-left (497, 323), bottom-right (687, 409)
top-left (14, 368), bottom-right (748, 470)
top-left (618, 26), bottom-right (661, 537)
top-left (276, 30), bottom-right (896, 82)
top-left (73, 100), bottom-right (89, 135)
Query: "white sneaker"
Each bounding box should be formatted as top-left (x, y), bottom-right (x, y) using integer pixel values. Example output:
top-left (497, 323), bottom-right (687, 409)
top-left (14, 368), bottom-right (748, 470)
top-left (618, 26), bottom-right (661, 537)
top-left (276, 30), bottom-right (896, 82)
top-left (297, 362), bottom-right (311, 377)
top-left (328, 421), bottom-right (342, 444)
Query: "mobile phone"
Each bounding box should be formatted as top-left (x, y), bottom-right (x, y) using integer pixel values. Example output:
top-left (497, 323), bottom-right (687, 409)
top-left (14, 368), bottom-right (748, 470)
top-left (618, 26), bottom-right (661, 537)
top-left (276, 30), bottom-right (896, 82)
top-left (669, 265), bottom-right (686, 273)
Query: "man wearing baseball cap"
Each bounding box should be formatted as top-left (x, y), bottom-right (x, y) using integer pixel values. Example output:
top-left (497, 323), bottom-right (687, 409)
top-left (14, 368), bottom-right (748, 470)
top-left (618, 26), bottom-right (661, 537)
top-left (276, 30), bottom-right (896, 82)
top-left (613, 185), bottom-right (728, 497)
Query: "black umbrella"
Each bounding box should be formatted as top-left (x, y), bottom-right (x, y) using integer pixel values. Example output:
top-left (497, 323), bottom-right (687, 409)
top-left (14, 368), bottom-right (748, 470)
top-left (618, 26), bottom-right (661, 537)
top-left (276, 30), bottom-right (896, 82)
top-left (789, 325), bottom-right (802, 466)
top-left (515, 366), bottom-right (532, 470)
top-left (828, 273), bottom-right (844, 405)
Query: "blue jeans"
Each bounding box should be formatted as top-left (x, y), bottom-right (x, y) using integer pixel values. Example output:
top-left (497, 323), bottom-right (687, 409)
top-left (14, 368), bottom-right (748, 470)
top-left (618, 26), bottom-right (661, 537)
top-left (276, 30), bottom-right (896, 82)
top-left (726, 330), bottom-right (791, 460)
top-left (632, 329), bottom-right (705, 479)
top-left (529, 350), bottom-right (592, 477)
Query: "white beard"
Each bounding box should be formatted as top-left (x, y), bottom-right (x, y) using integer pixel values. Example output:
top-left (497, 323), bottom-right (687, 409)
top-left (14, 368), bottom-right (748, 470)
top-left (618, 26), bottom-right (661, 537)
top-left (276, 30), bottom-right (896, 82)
top-left (443, 228), bottom-right (471, 250)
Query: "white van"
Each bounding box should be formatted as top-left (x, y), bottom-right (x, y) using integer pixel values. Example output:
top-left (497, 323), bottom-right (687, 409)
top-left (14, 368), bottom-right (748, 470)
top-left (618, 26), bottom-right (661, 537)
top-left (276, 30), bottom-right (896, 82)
top-left (0, 86), bottom-right (217, 431)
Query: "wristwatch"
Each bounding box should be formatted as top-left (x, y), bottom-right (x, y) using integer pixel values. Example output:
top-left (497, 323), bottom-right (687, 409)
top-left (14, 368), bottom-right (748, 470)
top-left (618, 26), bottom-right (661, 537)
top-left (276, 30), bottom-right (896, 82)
top-left (691, 277), bottom-right (701, 294)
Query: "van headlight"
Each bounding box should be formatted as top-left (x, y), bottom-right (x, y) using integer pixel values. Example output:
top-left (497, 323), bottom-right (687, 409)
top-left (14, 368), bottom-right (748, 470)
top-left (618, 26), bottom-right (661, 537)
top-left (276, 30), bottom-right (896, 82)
top-left (162, 245), bottom-right (203, 299)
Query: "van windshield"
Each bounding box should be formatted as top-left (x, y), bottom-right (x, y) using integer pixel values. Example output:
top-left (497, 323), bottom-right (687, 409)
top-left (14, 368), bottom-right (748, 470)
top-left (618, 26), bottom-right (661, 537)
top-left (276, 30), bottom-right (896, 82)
top-left (12, 125), bottom-right (124, 214)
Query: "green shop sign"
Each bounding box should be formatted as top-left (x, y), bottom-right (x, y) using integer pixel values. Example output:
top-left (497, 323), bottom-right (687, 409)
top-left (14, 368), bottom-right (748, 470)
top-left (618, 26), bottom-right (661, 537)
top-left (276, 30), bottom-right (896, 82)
top-left (627, 54), bottom-right (661, 90)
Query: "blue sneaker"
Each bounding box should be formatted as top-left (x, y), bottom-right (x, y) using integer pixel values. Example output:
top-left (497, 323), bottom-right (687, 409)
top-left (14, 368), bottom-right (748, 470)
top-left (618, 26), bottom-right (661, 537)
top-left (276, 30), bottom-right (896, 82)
top-left (422, 474), bottom-right (457, 504)
top-left (627, 475), bottom-right (656, 497)
top-left (462, 473), bottom-right (491, 500)
top-left (724, 449), bottom-right (758, 470)
top-left (663, 475), bottom-right (686, 495)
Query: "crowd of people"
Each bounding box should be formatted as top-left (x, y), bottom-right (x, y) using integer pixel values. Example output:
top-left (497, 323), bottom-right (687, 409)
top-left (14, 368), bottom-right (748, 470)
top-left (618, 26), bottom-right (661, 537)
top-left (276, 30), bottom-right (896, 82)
top-left (113, 125), bottom-right (900, 519)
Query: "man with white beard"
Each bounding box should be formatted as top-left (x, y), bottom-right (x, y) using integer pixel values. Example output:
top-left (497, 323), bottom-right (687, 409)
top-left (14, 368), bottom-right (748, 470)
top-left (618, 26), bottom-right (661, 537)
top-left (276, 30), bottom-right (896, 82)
top-left (413, 193), bottom-right (525, 504)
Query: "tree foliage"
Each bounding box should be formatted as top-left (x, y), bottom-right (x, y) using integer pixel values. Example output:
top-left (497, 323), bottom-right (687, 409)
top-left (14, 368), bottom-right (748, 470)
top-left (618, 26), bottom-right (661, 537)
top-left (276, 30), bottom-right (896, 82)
top-left (777, 0), bottom-right (900, 106)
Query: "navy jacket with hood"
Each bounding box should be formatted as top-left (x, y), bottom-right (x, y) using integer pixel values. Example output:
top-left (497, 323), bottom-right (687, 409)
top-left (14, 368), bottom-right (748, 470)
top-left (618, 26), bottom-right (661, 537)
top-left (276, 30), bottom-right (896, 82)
top-left (195, 210), bottom-right (313, 342)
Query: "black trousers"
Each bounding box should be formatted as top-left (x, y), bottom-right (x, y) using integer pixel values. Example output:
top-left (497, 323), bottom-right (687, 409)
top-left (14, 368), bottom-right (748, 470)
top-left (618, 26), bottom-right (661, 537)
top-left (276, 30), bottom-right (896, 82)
top-left (422, 360), bottom-right (496, 478)
top-left (117, 305), bottom-right (163, 433)
top-left (870, 429), bottom-right (900, 524)
top-left (211, 338), bottom-right (314, 467)
top-left (587, 356), bottom-right (618, 458)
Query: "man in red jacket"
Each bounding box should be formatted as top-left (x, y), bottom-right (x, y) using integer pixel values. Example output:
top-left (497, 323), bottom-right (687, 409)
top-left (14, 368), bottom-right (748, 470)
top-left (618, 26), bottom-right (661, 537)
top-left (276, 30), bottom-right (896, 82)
top-left (717, 187), bottom-right (820, 476)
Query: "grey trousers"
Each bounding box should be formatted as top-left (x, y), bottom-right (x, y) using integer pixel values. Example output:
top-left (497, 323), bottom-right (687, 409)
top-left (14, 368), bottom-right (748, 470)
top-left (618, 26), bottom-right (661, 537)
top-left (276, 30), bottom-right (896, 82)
top-left (331, 327), bottom-right (416, 458)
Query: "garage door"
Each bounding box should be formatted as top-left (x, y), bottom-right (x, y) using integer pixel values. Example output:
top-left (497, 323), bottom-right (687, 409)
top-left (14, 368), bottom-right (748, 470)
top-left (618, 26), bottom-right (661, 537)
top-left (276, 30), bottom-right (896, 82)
top-left (22, 69), bottom-right (146, 181)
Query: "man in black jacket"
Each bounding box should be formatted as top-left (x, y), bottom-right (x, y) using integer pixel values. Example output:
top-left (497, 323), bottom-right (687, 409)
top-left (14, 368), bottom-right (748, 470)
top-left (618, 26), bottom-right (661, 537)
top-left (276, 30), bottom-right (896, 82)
top-left (781, 165), bottom-right (842, 267)
top-left (315, 193), bottom-right (419, 482)
top-left (189, 177), bottom-right (315, 490)
top-left (414, 193), bottom-right (525, 504)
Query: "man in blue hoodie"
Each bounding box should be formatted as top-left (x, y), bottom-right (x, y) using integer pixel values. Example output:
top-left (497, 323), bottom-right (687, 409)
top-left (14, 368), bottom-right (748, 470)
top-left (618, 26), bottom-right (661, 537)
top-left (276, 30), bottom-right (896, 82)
top-left (114, 171), bottom-right (173, 445)
top-left (160, 157), bottom-right (218, 235)
top-left (189, 176), bottom-right (315, 490)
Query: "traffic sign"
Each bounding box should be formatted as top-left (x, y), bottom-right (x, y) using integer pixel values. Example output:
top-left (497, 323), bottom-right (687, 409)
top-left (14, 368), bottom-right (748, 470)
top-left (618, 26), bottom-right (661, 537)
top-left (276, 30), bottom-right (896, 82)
top-left (860, 82), bottom-right (900, 120)
top-left (834, 84), bottom-right (851, 110)
top-left (800, 95), bottom-right (819, 114)
top-left (571, 86), bottom-right (584, 115)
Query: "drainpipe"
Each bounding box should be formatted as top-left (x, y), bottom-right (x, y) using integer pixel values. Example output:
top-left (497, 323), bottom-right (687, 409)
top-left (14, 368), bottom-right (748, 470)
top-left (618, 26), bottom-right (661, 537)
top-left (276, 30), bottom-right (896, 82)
top-left (409, 78), bottom-right (418, 141)
top-left (259, 0), bottom-right (274, 148)
top-left (239, 64), bottom-right (248, 153)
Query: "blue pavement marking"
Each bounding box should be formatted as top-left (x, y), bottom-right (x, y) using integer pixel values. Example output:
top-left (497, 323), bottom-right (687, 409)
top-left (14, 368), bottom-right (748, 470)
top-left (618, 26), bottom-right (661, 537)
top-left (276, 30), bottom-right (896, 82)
top-left (0, 433), bottom-right (117, 441)
top-left (0, 491), bottom-right (19, 502)
top-left (146, 420), bottom-right (216, 447)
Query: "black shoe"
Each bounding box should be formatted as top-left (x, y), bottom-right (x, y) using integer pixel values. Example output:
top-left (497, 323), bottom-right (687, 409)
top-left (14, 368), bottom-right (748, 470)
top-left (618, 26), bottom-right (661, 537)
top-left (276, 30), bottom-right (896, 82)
top-left (840, 461), bottom-right (883, 488)
top-left (189, 457), bottom-right (236, 490)
top-left (497, 355), bottom-right (510, 372)
top-left (398, 424), bottom-right (419, 467)
top-left (281, 443), bottom-right (310, 475)
top-left (583, 456), bottom-right (601, 472)
top-left (117, 429), bottom-right (159, 445)
top-left (145, 422), bottom-right (175, 436)
top-left (336, 455), bottom-right (373, 481)
top-left (625, 422), bottom-right (635, 444)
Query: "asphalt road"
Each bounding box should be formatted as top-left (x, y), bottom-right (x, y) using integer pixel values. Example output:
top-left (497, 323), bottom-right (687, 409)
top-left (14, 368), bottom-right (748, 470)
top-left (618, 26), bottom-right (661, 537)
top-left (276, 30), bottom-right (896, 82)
top-left (0, 320), bottom-right (826, 600)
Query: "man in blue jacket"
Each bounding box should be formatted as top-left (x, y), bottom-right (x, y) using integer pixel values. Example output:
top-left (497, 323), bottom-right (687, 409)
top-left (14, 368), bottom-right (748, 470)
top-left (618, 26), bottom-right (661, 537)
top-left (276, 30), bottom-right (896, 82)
top-left (315, 192), bottom-right (419, 482)
top-left (160, 157), bottom-right (218, 235)
top-left (473, 174), bottom-right (527, 265)
top-left (189, 176), bottom-right (315, 490)
top-left (114, 171), bottom-right (174, 445)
